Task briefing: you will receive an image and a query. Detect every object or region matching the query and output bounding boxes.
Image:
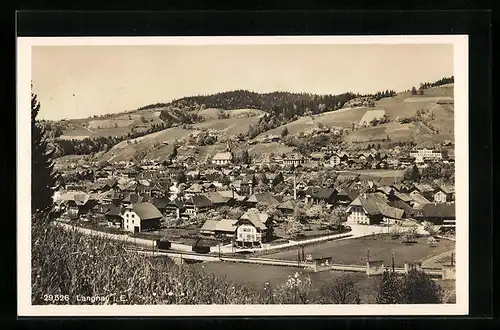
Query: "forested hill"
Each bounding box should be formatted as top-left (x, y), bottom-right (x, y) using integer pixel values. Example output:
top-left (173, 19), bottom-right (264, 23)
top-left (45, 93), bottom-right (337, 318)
top-left (139, 90), bottom-right (384, 115)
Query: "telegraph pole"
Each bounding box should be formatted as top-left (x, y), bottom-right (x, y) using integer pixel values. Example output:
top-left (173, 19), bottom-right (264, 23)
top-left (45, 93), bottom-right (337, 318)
top-left (392, 252), bottom-right (395, 272)
top-left (367, 249), bottom-right (370, 263)
top-left (293, 170), bottom-right (297, 200)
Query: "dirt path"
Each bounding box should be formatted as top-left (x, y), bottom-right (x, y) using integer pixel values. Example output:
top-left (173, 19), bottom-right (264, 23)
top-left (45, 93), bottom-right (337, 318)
top-left (421, 250), bottom-right (454, 268)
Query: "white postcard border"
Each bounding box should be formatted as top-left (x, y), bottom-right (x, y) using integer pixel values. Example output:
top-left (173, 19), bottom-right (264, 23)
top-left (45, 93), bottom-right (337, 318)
top-left (17, 35), bottom-right (469, 316)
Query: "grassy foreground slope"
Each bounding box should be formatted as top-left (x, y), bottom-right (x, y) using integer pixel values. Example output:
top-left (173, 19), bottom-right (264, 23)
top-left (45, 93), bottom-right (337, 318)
top-left (32, 221), bottom-right (261, 305)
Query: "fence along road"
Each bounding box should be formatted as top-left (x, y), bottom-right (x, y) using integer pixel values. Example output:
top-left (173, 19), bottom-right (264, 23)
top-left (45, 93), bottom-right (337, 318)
top-left (127, 246), bottom-right (443, 277)
top-left (55, 221), bottom-right (442, 276)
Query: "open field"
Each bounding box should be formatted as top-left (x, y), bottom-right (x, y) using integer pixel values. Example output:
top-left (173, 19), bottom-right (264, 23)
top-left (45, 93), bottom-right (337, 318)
top-left (88, 119), bottom-right (135, 129)
top-left (102, 127), bottom-right (191, 162)
top-left (198, 108), bottom-right (266, 120)
top-left (263, 234), bottom-right (455, 268)
top-left (60, 126), bottom-right (132, 139)
top-left (258, 107), bottom-right (369, 138)
top-left (343, 121), bottom-right (452, 144)
top-left (193, 116), bottom-right (263, 137)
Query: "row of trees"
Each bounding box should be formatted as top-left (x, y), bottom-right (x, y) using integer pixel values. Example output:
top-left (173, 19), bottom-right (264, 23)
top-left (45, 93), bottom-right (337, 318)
top-left (419, 76), bottom-right (454, 90)
top-left (52, 122), bottom-right (169, 157)
top-left (283, 133), bottom-right (341, 156)
top-left (403, 163), bottom-right (455, 184)
top-left (165, 90), bottom-right (360, 115)
top-left (364, 89), bottom-right (397, 101)
top-left (159, 108), bottom-right (203, 126)
top-left (411, 76), bottom-right (454, 95)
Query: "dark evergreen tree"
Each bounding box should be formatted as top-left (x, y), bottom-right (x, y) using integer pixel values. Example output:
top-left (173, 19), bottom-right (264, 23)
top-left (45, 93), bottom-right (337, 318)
top-left (31, 91), bottom-right (59, 220)
top-left (175, 170), bottom-right (187, 184)
top-left (411, 86), bottom-right (418, 95)
top-left (240, 149), bottom-right (251, 165)
top-left (271, 172), bottom-right (284, 187)
top-left (281, 126), bottom-right (289, 138)
top-left (169, 145), bottom-right (178, 161)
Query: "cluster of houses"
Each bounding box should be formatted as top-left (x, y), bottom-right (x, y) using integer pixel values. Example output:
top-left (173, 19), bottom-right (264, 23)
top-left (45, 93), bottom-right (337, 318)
top-left (255, 146), bottom-right (452, 171)
top-left (54, 147), bottom-right (456, 249)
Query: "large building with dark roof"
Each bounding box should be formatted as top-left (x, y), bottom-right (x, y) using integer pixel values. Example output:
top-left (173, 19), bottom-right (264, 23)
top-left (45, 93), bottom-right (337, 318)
top-left (122, 202), bottom-right (163, 232)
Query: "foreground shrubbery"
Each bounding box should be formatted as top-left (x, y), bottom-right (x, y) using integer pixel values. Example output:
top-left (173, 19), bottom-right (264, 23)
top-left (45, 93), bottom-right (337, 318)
top-left (32, 221), bottom-right (260, 305)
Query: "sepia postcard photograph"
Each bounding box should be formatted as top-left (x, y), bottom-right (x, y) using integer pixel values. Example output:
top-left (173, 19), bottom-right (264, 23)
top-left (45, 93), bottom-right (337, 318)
top-left (17, 35), bottom-right (468, 316)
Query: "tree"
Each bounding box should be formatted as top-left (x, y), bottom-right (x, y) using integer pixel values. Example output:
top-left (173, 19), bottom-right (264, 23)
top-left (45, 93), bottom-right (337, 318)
top-left (418, 88), bottom-right (424, 96)
top-left (404, 164), bottom-right (421, 182)
top-left (169, 145), bottom-right (178, 161)
top-left (402, 269), bottom-right (443, 303)
top-left (271, 172), bottom-right (284, 187)
top-left (329, 206), bottom-right (348, 228)
top-left (319, 275), bottom-right (361, 304)
top-left (281, 127), bottom-right (289, 138)
top-left (284, 220), bottom-right (302, 238)
top-left (176, 170), bottom-right (187, 184)
top-left (240, 149), bottom-right (251, 165)
top-left (411, 86), bottom-right (418, 95)
top-left (258, 173), bottom-right (269, 185)
top-left (306, 204), bottom-right (325, 219)
top-left (31, 91), bottom-right (59, 220)
top-left (421, 163), bottom-right (441, 181)
top-left (422, 221), bottom-right (437, 236)
top-left (376, 271), bottom-right (405, 304)
top-left (204, 135), bottom-right (216, 145)
top-left (292, 206), bottom-right (307, 224)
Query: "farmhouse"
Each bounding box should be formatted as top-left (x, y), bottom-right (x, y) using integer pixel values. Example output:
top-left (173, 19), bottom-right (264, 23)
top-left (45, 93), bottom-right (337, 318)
top-left (416, 202), bottom-right (456, 227)
top-left (122, 202), bottom-right (163, 233)
top-left (245, 193), bottom-right (280, 208)
top-left (410, 192), bottom-right (432, 209)
top-left (200, 219), bottom-right (238, 239)
top-left (303, 187), bottom-right (338, 205)
top-left (379, 203), bottom-right (405, 225)
top-left (184, 183), bottom-right (204, 198)
top-left (335, 188), bottom-right (358, 206)
top-left (65, 193), bottom-right (97, 219)
top-left (105, 205), bottom-right (123, 228)
top-left (283, 153), bottom-right (305, 167)
top-left (309, 152), bottom-right (326, 163)
top-left (234, 211), bottom-right (273, 248)
top-left (212, 142), bottom-right (234, 166)
top-left (330, 152), bottom-right (349, 166)
top-left (433, 185), bottom-right (455, 203)
top-left (202, 191), bottom-right (233, 208)
top-left (346, 192), bottom-right (392, 225)
top-left (218, 189), bottom-right (246, 202)
top-left (183, 195), bottom-right (213, 217)
top-left (276, 200), bottom-right (295, 215)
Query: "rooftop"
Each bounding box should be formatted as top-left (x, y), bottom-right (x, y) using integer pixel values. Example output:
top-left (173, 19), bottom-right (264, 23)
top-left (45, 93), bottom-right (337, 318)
top-left (127, 202), bottom-right (163, 220)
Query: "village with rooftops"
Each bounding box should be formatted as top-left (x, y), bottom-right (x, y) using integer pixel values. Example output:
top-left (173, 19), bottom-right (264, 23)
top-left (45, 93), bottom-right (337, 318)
top-left (30, 45), bottom-right (457, 305)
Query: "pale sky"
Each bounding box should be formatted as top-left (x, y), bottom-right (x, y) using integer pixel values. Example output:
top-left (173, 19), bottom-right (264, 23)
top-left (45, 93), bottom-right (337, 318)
top-left (31, 44), bottom-right (453, 120)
